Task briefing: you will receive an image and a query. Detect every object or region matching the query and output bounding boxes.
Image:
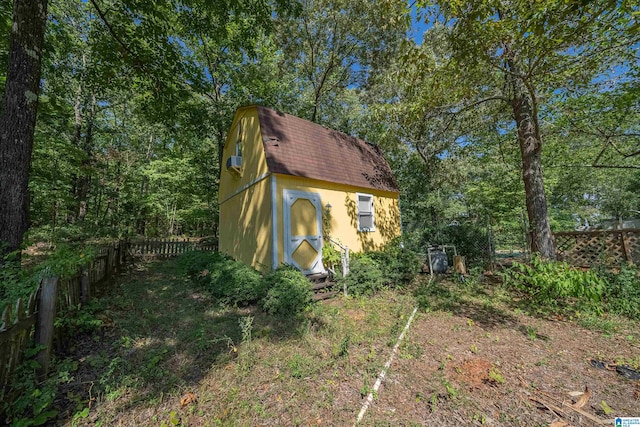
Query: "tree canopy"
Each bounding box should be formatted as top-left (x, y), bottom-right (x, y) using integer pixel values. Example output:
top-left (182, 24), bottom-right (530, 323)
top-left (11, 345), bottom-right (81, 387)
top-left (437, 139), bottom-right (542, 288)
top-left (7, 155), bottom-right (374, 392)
top-left (0, 0), bottom-right (638, 259)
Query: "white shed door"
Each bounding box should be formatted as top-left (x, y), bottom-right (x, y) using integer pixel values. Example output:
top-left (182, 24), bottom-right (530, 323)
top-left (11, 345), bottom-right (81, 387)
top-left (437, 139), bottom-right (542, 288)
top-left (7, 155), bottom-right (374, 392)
top-left (283, 190), bottom-right (324, 275)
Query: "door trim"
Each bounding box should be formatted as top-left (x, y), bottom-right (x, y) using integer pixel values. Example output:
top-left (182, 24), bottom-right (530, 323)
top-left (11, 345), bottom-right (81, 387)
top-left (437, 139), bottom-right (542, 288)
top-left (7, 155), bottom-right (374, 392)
top-left (283, 189), bottom-right (324, 274)
top-left (271, 175), bottom-right (278, 269)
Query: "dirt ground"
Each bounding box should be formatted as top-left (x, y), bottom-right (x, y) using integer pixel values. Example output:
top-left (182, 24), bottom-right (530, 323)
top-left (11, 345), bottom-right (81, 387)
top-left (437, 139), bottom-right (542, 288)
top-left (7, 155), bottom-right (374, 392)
top-left (365, 306), bottom-right (640, 426)
top-left (50, 262), bottom-right (639, 427)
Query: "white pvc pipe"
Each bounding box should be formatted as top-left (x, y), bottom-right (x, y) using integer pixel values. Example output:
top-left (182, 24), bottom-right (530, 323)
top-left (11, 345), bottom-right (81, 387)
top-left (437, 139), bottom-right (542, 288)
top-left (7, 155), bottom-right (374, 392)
top-left (354, 306), bottom-right (419, 425)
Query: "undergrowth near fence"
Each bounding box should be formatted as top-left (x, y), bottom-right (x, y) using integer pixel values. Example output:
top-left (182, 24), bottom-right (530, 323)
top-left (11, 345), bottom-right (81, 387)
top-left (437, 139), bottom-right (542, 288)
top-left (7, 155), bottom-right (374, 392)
top-left (500, 257), bottom-right (640, 321)
top-left (2, 240), bottom-right (218, 425)
top-left (0, 244), bottom-right (97, 309)
top-left (501, 256), bottom-right (606, 314)
top-left (2, 298), bottom-right (108, 426)
top-left (2, 344), bottom-right (58, 427)
top-left (598, 264), bottom-right (640, 320)
top-left (3, 350), bottom-right (92, 427)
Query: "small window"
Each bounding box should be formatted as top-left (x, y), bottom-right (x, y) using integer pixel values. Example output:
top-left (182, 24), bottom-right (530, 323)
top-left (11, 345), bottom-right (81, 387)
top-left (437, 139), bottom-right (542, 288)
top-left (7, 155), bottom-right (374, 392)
top-left (357, 193), bottom-right (375, 231)
top-left (235, 120), bottom-right (243, 157)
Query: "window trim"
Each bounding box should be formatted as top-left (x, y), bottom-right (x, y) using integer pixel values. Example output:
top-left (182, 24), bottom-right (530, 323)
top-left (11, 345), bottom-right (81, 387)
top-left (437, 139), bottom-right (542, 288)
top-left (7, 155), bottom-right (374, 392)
top-left (356, 192), bottom-right (375, 232)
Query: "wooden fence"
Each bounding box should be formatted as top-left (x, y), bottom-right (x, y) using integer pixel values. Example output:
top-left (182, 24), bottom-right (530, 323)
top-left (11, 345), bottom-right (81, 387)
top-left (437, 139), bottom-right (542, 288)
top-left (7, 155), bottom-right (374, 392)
top-left (128, 237), bottom-right (217, 258)
top-left (0, 237), bottom-right (215, 404)
top-left (554, 229), bottom-right (640, 267)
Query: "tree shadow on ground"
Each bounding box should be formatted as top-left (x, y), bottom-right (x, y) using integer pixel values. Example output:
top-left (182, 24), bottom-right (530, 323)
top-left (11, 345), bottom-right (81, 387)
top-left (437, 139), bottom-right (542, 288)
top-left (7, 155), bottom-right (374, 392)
top-left (424, 279), bottom-right (563, 342)
top-left (416, 279), bottom-right (522, 330)
top-left (55, 259), bottom-right (308, 422)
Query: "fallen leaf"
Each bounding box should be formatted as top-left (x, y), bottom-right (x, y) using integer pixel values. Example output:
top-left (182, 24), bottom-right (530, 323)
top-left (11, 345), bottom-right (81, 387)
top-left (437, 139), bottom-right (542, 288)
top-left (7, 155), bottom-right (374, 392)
top-left (572, 386), bottom-right (591, 409)
top-left (180, 392), bottom-right (196, 407)
top-left (568, 391), bottom-right (584, 397)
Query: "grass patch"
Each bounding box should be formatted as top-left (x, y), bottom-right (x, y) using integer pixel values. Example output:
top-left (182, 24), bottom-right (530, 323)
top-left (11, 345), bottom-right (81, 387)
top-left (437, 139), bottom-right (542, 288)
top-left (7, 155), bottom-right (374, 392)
top-left (26, 257), bottom-right (639, 427)
top-left (45, 259), bottom-right (416, 426)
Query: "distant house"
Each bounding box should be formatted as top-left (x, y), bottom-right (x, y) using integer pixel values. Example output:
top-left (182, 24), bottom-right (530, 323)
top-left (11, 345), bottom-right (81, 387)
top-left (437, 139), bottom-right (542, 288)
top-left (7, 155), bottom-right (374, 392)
top-left (218, 105), bottom-right (401, 275)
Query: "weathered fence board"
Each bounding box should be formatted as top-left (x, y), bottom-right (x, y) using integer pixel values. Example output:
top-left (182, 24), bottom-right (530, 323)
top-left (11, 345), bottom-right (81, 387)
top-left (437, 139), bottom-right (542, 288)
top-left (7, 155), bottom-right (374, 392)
top-left (554, 229), bottom-right (640, 267)
top-left (0, 290), bottom-right (38, 401)
top-left (0, 238), bottom-right (215, 404)
top-left (35, 278), bottom-right (58, 380)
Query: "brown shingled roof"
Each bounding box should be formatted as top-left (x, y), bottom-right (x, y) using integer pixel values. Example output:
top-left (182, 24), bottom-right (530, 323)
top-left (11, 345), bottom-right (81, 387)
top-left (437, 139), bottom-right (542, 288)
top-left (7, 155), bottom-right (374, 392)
top-left (256, 106), bottom-right (399, 193)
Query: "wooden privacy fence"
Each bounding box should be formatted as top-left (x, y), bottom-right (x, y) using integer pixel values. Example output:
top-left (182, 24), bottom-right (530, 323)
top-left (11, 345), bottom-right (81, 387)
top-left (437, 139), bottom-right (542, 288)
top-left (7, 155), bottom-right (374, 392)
top-left (0, 237), bottom-right (215, 403)
top-left (129, 237), bottom-right (217, 258)
top-left (554, 229), bottom-right (640, 267)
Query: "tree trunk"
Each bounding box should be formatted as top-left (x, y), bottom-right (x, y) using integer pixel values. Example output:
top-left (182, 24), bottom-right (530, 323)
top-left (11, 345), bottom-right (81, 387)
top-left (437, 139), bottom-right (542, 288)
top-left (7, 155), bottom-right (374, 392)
top-left (70, 80), bottom-right (83, 223)
top-left (0, 0), bottom-right (49, 259)
top-left (511, 92), bottom-right (556, 260)
top-left (77, 95), bottom-right (95, 221)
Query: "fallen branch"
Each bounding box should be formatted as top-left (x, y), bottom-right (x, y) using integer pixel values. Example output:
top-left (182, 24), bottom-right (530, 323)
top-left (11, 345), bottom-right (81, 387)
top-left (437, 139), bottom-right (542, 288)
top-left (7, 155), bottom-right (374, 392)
top-left (529, 396), bottom-right (566, 421)
top-left (534, 391), bottom-right (610, 426)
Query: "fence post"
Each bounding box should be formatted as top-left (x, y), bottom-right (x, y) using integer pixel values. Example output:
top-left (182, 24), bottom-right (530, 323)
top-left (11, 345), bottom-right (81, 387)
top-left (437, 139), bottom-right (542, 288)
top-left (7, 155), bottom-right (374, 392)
top-left (80, 267), bottom-right (90, 304)
top-left (621, 231), bottom-right (634, 264)
top-left (115, 242), bottom-right (121, 275)
top-left (106, 247), bottom-right (114, 282)
top-left (35, 277), bottom-right (58, 380)
top-left (342, 246), bottom-right (349, 297)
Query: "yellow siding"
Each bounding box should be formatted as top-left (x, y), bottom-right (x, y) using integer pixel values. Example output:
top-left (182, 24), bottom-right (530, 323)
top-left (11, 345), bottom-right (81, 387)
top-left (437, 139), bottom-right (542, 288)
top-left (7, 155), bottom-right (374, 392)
top-left (219, 177), bottom-right (272, 273)
top-left (218, 106), bottom-right (270, 203)
top-left (219, 105), bottom-right (401, 272)
top-left (275, 174), bottom-right (401, 266)
top-left (218, 106), bottom-right (272, 272)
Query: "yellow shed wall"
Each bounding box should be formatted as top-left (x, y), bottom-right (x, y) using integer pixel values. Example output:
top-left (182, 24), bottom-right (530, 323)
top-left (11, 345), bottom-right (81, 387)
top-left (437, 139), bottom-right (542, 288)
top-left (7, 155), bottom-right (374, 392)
top-left (218, 106), bottom-right (269, 203)
top-left (218, 105), bottom-right (401, 272)
top-left (218, 106), bottom-right (272, 272)
top-left (274, 174), bottom-right (401, 266)
top-left (218, 176), bottom-right (272, 273)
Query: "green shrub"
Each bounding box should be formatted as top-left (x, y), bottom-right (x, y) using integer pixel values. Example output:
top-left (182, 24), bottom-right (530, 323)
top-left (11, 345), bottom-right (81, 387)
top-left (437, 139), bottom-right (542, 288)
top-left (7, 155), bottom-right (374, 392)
top-left (601, 265), bottom-right (640, 320)
top-left (261, 265), bottom-right (313, 317)
top-left (1, 244), bottom-right (96, 309)
top-left (1, 345), bottom-right (67, 426)
top-left (340, 255), bottom-right (384, 297)
top-left (368, 241), bottom-right (420, 287)
top-left (413, 280), bottom-right (459, 311)
top-left (322, 244), bottom-right (342, 270)
top-left (208, 259), bottom-right (265, 306)
top-left (36, 243), bottom-right (97, 277)
top-left (501, 256), bottom-right (606, 312)
top-left (176, 251), bottom-right (228, 285)
top-left (0, 259), bottom-right (35, 309)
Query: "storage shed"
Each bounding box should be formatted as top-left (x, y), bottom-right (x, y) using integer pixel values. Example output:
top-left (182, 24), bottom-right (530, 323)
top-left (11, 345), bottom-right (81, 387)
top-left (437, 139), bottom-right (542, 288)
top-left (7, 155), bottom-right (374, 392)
top-left (218, 105), bottom-right (401, 274)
